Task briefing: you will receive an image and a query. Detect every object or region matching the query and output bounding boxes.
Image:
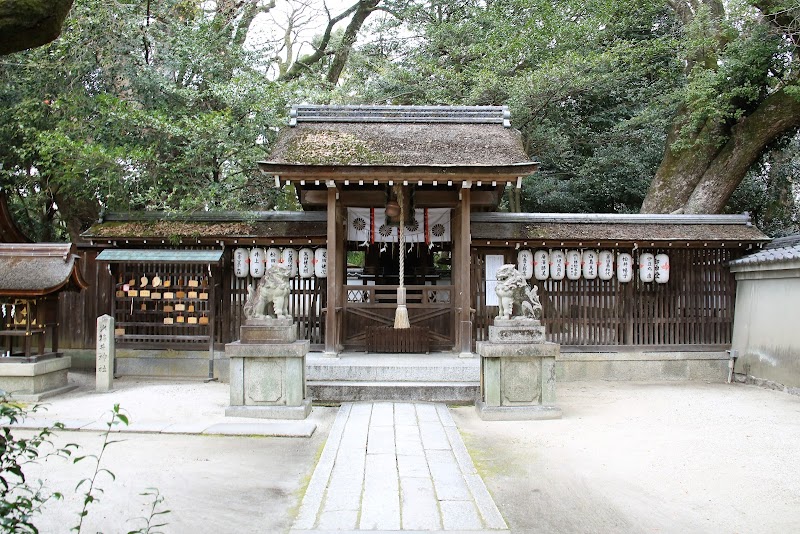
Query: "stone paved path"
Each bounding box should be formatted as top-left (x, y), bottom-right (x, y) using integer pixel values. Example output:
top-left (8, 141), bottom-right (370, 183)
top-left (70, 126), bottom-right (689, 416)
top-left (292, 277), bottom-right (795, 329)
top-left (291, 402), bottom-right (508, 532)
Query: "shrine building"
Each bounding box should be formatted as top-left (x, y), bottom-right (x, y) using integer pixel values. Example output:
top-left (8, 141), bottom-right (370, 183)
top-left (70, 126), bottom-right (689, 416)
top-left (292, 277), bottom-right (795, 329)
top-left (48, 105), bottom-right (770, 388)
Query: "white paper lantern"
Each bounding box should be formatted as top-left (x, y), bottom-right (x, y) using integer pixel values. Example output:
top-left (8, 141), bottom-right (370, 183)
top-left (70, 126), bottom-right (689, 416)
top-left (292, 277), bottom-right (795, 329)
top-left (282, 248), bottom-right (298, 278)
top-left (517, 249), bottom-right (534, 280)
top-left (617, 253), bottom-right (633, 283)
top-left (598, 250), bottom-right (614, 281)
top-left (534, 250), bottom-right (549, 281)
top-left (314, 248), bottom-right (328, 278)
top-left (655, 253), bottom-right (670, 284)
top-left (233, 248), bottom-right (249, 278)
top-left (550, 250), bottom-right (566, 280)
top-left (299, 248), bottom-right (314, 279)
top-left (249, 247), bottom-right (266, 278)
top-left (639, 252), bottom-right (655, 282)
top-left (566, 250), bottom-right (582, 280)
top-left (582, 250), bottom-right (598, 280)
top-left (266, 247), bottom-right (281, 269)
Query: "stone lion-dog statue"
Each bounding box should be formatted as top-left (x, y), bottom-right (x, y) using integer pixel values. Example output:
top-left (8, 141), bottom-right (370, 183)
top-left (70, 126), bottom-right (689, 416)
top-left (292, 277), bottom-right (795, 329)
top-left (243, 264), bottom-right (292, 320)
top-left (495, 264), bottom-right (543, 320)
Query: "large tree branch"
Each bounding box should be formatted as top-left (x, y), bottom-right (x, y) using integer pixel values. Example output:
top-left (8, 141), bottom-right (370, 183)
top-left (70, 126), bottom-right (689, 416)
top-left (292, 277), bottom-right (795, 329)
top-left (326, 0), bottom-right (380, 86)
top-left (278, 2), bottom-right (360, 82)
top-left (232, 0), bottom-right (276, 50)
top-left (640, 109), bottom-right (728, 213)
top-left (751, 0), bottom-right (800, 46)
top-left (683, 87), bottom-right (800, 213)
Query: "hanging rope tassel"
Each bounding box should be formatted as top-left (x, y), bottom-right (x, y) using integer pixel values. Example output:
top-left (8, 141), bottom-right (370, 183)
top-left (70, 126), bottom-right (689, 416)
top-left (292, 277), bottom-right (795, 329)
top-left (394, 186), bottom-right (410, 329)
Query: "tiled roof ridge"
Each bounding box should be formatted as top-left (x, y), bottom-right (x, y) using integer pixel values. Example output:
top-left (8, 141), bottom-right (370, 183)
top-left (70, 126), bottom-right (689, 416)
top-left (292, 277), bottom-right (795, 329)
top-left (729, 244), bottom-right (800, 266)
top-left (290, 104), bottom-right (511, 127)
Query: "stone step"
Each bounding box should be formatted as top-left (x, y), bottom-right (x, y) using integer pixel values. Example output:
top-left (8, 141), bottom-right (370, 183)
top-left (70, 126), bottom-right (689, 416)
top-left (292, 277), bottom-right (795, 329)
top-left (306, 352), bottom-right (480, 383)
top-left (307, 380), bottom-right (479, 404)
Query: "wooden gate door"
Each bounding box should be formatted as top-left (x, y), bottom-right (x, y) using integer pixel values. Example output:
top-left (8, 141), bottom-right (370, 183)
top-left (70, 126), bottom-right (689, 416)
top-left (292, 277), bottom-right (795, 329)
top-left (342, 284), bottom-right (454, 351)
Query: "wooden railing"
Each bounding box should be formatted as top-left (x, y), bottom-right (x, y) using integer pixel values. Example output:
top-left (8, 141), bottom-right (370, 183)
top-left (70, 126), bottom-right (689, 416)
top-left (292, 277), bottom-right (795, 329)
top-left (345, 284), bottom-right (452, 305)
top-left (342, 285), bottom-right (454, 351)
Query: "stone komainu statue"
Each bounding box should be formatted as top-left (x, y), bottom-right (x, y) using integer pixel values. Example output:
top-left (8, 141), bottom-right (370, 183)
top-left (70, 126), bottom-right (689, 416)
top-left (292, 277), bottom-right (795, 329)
top-left (243, 264), bottom-right (292, 320)
top-left (494, 264), bottom-right (543, 320)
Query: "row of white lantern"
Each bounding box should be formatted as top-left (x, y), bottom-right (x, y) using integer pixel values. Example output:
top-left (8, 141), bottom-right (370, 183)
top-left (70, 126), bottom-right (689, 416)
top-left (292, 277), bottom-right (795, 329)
top-left (517, 250), bottom-right (669, 283)
top-left (233, 247), bottom-right (327, 279)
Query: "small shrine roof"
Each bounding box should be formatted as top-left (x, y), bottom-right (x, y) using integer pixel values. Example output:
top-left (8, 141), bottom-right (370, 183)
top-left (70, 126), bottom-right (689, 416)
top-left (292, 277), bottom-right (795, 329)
top-left (470, 213), bottom-right (769, 246)
top-left (82, 211), bottom-right (328, 243)
top-left (0, 243), bottom-right (88, 296)
top-left (96, 249), bottom-right (224, 263)
top-left (259, 105), bottom-right (537, 183)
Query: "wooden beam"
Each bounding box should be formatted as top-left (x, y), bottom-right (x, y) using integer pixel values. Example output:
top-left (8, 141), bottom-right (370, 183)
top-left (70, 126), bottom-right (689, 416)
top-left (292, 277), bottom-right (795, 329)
top-left (453, 188), bottom-right (472, 356)
top-left (334, 197), bottom-right (345, 353)
top-left (258, 161), bottom-right (539, 180)
top-left (301, 189), bottom-right (499, 208)
top-left (325, 187), bottom-right (339, 357)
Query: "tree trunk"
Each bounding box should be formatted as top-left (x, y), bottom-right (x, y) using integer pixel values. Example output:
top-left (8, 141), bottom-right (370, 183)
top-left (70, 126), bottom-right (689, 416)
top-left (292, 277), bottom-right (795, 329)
top-left (0, 0), bottom-right (74, 54)
top-left (641, 88), bottom-right (800, 214)
top-left (642, 0), bottom-right (800, 214)
top-left (326, 0), bottom-right (380, 86)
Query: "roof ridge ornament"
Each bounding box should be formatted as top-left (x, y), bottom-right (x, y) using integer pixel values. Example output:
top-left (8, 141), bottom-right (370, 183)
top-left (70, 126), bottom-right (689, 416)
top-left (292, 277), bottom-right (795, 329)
top-left (289, 104), bottom-right (512, 128)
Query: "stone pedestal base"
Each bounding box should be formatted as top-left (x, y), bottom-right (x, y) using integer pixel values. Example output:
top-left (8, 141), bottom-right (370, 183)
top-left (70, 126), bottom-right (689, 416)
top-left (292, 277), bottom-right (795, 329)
top-left (477, 324), bottom-right (562, 420)
top-left (0, 354), bottom-right (77, 401)
top-left (475, 401), bottom-right (562, 421)
top-left (226, 320), bottom-right (311, 421)
top-left (225, 398), bottom-right (312, 420)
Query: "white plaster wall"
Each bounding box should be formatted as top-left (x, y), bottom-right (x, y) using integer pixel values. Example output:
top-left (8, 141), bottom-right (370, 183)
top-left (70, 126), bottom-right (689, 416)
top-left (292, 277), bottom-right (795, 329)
top-left (731, 266), bottom-right (800, 388)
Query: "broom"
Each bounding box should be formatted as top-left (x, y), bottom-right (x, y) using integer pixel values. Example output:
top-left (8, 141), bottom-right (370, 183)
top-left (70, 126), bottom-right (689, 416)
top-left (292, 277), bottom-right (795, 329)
top-left (394, 186), bottom-right (410, 329)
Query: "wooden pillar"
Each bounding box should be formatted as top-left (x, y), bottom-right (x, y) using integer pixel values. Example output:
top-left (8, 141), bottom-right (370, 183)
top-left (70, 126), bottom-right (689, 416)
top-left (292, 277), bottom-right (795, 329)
top-left (325, 184), bottom-right (341, 357)
top-left (454, 185), bottom-right (473, 356)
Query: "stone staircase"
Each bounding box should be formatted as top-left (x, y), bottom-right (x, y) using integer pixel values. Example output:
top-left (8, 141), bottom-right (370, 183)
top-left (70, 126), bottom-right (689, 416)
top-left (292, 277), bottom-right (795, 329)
top-left (306, 352), bottom-right (480, 404)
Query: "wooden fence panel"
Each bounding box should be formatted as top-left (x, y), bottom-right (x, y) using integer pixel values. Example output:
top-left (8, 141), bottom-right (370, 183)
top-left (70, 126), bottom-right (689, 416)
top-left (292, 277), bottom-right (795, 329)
top-left (472, 248), bottom-right (738, 349)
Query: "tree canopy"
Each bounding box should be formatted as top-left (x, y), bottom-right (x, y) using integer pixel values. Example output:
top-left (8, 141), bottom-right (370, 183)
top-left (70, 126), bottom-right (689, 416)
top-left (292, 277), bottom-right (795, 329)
top-left (0, 0), bottom-right (798, 240)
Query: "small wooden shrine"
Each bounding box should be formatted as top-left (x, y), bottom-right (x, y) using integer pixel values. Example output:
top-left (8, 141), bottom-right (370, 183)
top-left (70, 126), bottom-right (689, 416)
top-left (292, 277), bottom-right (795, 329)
top-left (0, 243), bottom-right (87, 399)
top-left (259, 105), bottom-right (538, 356)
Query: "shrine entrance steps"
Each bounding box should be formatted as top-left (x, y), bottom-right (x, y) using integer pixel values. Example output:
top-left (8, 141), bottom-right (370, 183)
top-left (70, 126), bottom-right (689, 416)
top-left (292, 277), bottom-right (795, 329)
top-left (306, 352), bottom-right (479, 404)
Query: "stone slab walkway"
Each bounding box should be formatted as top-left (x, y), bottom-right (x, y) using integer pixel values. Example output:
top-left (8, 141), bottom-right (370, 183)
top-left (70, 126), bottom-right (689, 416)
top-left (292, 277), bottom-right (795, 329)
top-left (291, 402), bottom-right (508, 532)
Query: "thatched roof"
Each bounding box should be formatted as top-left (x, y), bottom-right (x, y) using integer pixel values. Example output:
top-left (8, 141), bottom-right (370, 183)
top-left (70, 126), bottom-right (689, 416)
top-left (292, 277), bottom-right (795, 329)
top-left (258, 105), bottom-right (537, 184)
top-left (0, 243), bottom-right (88, 297)
top-left (268, 122), bottom-right (530, 166)
top-left (470, 213), bottom-right (769, 245)
top-left (82, 212), bottom-right (327, 241)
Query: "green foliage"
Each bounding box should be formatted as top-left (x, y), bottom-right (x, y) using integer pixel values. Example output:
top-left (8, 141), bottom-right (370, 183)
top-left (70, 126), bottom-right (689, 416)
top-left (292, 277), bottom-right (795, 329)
top-left (0, 0), bottom-right (797, 222)
top-left (673, 1), bottom-right (790, 151)
top-left (0, 395), bottom-right (76, 533)
top-left (339, 0), bottom-right (681, 213)
top-left (71, 403), bottom-right (129, 532)
top-left (0, 0), bottom-right (305, 240)
top-left (727, 133), bottom-right (800, 237)
top-left (127, 489), bottom-right (171, 534)
top-left (0, 397), bottom-right (170, 533)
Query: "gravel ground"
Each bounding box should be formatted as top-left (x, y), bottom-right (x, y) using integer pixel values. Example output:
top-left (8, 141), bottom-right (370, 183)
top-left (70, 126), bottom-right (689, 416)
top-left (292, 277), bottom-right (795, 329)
top-left (7, 374), bottom-right (800, 533)
top-left (452, 381), bottom-right (800, 534)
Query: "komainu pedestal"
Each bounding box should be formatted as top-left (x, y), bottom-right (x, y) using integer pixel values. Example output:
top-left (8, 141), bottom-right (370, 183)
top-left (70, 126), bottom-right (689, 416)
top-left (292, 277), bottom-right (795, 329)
top-left (477, 318), bottom-right (562, 420)
top-left (477, 264), bottom-right (562, 420)
top-left (225, 317), bottom-right (311, 420)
